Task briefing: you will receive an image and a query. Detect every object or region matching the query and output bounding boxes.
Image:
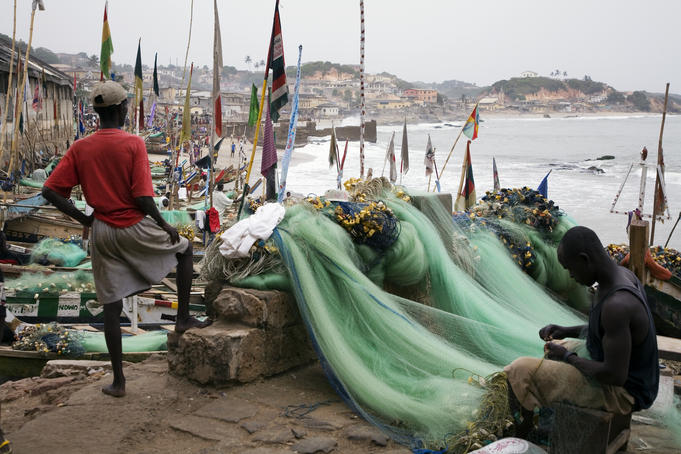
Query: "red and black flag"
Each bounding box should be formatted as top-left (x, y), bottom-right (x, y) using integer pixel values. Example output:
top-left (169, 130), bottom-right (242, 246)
top-left (267, 1), bottom-right (288, 122)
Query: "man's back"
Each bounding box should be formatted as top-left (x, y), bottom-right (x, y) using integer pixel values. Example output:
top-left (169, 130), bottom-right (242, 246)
top-left (588, 267), bottom-right (659, 410)
top-left (44, 129), bottom-right (154, 228)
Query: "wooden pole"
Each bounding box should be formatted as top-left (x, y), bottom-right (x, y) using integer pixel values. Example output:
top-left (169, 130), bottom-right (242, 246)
top-left (10, 5), bottom-right (39, 180)
top-left (664, 212), bottom-right (680, 249)
top-left (650, 83), bottom-right (670, 246)
top-left (629, 219), bottom-right (649, 284)
top-left (0, 0), bottom-right (18, 158)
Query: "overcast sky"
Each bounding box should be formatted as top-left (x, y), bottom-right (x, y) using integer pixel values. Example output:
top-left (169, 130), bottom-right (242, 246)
top-left (2, 0), bottom-right (679, 93)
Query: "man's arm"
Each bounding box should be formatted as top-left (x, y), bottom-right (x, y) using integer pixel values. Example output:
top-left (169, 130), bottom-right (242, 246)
top-left (546, 294), bottom-right (635, 386)
top-left (134, 196), bottom-right (180, 244)
top-left (539, 324), bottom-right (587, 341)
top-left (42, 186), bottom-right (93, 226)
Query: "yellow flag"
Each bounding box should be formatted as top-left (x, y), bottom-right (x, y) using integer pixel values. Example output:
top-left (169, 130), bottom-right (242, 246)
top-left (180, 63), bottom-right (193, 144)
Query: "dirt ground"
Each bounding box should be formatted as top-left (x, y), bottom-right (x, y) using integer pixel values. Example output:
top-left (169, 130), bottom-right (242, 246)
top-left (1, 356), bottom-right (679, 454)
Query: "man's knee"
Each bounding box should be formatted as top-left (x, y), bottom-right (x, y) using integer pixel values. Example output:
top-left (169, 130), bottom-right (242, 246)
top-left (178, 240), bottom-right (192, 258)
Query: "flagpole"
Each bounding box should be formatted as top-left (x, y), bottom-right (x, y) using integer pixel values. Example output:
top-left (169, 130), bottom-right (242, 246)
top-left (9, 2), bottom-right (42, 183)
top-left (650, 82), bottom-right (670, 246)
top-left (0, 0), bottom-right (17, 161)
top-left (239, 0), bottom-right (280, 217)
top-left (436, 102), bottom-right (478, 192)
top-left (454, 141), bottom-right (470, 209)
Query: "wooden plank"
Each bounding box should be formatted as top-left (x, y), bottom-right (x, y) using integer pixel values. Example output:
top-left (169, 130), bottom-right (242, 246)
top-left (160, 324), bottom-right (176, 332)
top-left (121, 326), bottom-right (147, 335)
top-left (161, 277), bottom-right (178, 293)
top-left (657, 335), bottom-right (681, 362)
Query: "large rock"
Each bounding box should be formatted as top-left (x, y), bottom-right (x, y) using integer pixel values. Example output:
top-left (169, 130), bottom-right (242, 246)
top-left (167, 286), bottom-right (316, 386)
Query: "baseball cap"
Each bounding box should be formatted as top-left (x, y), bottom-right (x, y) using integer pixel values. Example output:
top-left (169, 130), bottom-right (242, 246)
top-left (91, 80), bottom-right (128, 108)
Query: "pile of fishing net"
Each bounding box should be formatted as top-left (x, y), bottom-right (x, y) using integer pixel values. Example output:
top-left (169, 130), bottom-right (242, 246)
top-left (451, 187), bottom-right (590, 312)
top-left (5, 270), bottom-right (95, 295)
top-left (30, 238), bottom-right (86, 267)
top-left (160, 210), bottom-right (195, 240)
top-left (13, 322), bottom-right (85, 356)
top-left (201, 180), bottom-right (681, 451)
top-left (606, 244), bottom-right (681, 278)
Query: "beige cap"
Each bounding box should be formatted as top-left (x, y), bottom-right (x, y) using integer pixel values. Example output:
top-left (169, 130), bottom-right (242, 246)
top-left (91, 80), bottom-right (128, 107)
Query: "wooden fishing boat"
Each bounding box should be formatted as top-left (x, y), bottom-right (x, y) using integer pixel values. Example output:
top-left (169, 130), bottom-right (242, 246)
top-left (645, 274), bottom-right (681, 338)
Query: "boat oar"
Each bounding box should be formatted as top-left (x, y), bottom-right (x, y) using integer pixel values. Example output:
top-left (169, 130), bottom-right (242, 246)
top-left (664, 211), bottom-right (681, 248)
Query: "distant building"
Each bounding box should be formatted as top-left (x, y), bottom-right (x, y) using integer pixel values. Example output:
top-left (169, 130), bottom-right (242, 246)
top-left (478, 96), bottom-right (500, 111)
top-left (0, 37), bottom-right (74, 143)
top-left (403, 89), bottom-right (437, 104)
top-left (520, 71), bottom-right (539, 78)
top-left (374, 99), bottom-right (412, 110)
top-left (317, 104), bottom-right (339, 117)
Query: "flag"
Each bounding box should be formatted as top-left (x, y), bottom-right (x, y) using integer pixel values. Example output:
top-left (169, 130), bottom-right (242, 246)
top-left (462, 104), bottom-right (479, 141)
top-left (134, 39), bottom-right (144, 130)
top-left (424, 134), bottom-right (435, 176)
top-left (401, 118), bottom-right (409, 175)
top-left (385, 133), bottom-right (397, 183)
top-left (32, 85), bottom-right (42, 111)
top-left (537, 170), bottom-right (551, 198)
top-left (152, 53), bottom-right (159, 97)
top-left (248, 83), bottom-right (258, 127)
top-left (212, 0), bottom-right (223, 139)
top-left (328, 127), bottom-right (337, 167)
top-left (260, 100), bottom-right (277, 177)
top-left (493, 157), bottom-right (500, 191)
top-left (180, 63), bottom-right (193, 144)
top-left (267, 1), bottom-right (288, 122)
top-left (100, 2), bottom-right (113, 80)
top-left (454, 141), bottom-right (476, 211)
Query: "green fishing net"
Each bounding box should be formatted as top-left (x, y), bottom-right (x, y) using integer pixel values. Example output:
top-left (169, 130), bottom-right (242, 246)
top-left (31, 238), bottom-right (87, 267)
top-left (78, 330), bottom-right (168, 353)
top-left (5, 270), bottom-right (95, 295)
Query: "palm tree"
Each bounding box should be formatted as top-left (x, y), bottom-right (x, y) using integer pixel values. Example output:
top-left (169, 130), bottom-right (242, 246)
top-left (244, 55), bottom-right (252, 71)
top-left (563, 71), bottom-right (567, 78)
top-left (259, 59), bottom-right (265, 67)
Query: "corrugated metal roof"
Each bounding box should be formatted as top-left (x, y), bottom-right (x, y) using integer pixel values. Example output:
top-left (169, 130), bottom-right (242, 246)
top-left (0, 36), bottom-right (73, 87)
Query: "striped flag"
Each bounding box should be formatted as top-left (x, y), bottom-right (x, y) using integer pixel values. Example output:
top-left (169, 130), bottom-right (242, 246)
top-left (462, 104), bottom-right (479, 141)
top-left (493, 157), bottom-right (500, 191)
top-left (455, 140), bottom-right (476, 211)
top-left (260, 100), bottom-right (277, 177)
top-left (267, 1), bottom-right (288, 122)
top-left (134, 39), bottom-right (144, 130)
top-left (100, 2), bottom-right (113, 80)
top-left (212, 0), bottom-right (223, 138)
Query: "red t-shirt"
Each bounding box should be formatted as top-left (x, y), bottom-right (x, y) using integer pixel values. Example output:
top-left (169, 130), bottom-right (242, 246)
top-left (44, 129), bottom-right (154, 228)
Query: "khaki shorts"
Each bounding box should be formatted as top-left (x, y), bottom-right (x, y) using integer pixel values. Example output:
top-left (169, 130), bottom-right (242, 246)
top-left (91, 217), bottom-right (189, 303)
top-left (504, 340), bottom-right (634, 415)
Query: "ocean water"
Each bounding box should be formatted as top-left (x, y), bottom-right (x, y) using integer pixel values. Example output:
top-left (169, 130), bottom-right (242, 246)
top-left (282, 114), bottom-right (681, 250)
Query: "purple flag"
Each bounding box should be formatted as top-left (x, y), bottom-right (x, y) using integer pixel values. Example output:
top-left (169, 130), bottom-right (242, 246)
top-left (261, 102), bottom-right (277, 176)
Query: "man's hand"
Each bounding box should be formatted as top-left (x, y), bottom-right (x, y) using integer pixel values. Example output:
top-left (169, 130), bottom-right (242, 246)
top-left (160, 222), bottom-right (180, 244)
top-left (544, 341), bottom-right (568, 361)
top-left (539, 324), bottom-right (566, 341)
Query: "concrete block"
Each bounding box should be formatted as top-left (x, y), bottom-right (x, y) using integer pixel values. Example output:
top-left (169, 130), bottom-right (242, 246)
top-left (211, 287), bottom-right (300, 329)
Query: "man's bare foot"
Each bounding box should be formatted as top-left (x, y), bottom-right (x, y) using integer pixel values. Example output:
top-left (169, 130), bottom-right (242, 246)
top-left (101, 383), bottom-right (126, 398)
top-left (175, 317), bottom-right (212, 334)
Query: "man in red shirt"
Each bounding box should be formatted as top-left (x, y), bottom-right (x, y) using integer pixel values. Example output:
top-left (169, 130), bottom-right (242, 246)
top-left (42, 81), bottom-right (209, 397)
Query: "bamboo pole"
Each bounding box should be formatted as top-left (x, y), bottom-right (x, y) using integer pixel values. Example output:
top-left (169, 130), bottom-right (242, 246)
top-left (665, 212), bottom-right (681, 248)
top-left (650, 83), bottom-right (670, 246)
top-left (0, 0), bottom-right (18, 159)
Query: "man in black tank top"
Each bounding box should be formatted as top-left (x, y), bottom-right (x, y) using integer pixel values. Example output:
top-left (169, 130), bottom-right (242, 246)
top-left (505, 226), bottom-right (659, 432)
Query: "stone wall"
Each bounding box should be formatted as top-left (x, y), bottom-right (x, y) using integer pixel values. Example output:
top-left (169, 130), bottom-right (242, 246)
top-left (167, 286), bottom-right (316, 386)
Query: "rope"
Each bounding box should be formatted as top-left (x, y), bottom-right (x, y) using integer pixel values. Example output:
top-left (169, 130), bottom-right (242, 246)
top-left (182, 0), bottom-right (194, 81)
top-left (282, 399), bottom-right (339, 419)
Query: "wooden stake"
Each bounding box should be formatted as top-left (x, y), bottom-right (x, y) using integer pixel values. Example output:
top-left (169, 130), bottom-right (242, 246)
top-left (664, 212), bottom-right (680, 249)
top-left (629, 219), bottom-right (649, 284)
top-left (650, 83), bottom-right (670, 246)
top-left (0, 0), bottom-right (17, 158)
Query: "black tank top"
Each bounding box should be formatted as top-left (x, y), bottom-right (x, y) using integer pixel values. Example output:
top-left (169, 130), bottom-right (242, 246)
top-left (586, 268), bottom-right (659, 411)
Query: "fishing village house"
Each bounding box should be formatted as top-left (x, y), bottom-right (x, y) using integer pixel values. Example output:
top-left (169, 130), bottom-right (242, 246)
top-left (221, 92), bottom-right (250, 121)
top-left (403, 88), bottom-right (438, 105)
top-left (316, 103), bottom-right (339, 118)
top-left (478, 96), bottom-right (501, 111)
top-left (0, 38), bottom-right (74, 161)
top-left (520, 70), bottom-right (539, 78)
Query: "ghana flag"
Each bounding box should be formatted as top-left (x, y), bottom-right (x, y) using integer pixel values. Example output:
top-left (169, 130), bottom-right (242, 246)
top-left (267, 1), bottom-right (288, 122)
top-left (100, 2), bottom-right (113, 80)
top-left (462, 104), bottom-right (479, 141)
